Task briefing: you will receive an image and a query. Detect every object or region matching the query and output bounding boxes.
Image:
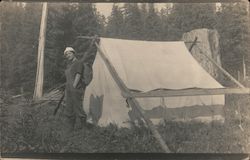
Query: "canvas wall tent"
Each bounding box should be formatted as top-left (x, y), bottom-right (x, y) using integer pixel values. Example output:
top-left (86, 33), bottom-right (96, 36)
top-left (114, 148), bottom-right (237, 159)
top-left (83, 38), bottom-right (226, 127)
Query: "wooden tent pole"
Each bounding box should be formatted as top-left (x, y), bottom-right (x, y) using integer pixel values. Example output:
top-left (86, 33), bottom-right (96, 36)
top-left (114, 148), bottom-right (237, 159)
top-left (95, 42), bottom-right (171, 153)
top-left (189, 36), bottom-right (198, 52)
top-left (243, 55), bottom-right (246, 81)
top-left (196, 45), bottom-right (246, 89)
top-left (33, 3), bottom-right (48, 100)
top-left (130, 88), bottom-right (250, 98)
top-left (127, 98), bottom-right (171, 152)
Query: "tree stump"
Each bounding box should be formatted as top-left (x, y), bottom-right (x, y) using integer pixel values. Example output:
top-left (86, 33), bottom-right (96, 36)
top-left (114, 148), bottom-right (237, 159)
top-left (182, 28), bottom-right (223, 82)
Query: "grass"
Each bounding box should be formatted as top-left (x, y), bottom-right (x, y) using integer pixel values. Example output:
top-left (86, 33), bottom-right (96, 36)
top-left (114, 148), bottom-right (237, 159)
top-left (1, 94), bottom-right (250, 153)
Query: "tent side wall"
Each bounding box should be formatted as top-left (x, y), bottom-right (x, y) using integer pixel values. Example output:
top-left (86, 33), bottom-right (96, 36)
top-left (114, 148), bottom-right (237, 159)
top-left (84, 38), bottom-right (225, 127)
top-left (84, 53), bottom-right (130, 126)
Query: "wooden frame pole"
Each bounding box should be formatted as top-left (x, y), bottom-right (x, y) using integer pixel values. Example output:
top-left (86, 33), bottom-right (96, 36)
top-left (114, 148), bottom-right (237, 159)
top-left (130, 88), bottom-right (250, 98)
top-left (127, 98), bottom-right (171, 152)
top-left (95, 42), bottom-right (171, 153)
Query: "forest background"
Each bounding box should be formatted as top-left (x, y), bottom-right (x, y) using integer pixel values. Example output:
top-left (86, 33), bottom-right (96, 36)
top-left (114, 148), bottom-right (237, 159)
top-left (1, 2), bottom-right (250, 96)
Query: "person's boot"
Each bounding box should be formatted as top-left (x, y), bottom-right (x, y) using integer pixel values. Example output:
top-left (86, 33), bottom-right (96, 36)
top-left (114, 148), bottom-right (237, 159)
top-left (78, 116), bottom-right (86, 130)
top-left (73, 117), bottom-right (85, 130)
top-left (86, 118), bottom-right (95, 129)
top-left (80, 116), bottom-right (94, 129)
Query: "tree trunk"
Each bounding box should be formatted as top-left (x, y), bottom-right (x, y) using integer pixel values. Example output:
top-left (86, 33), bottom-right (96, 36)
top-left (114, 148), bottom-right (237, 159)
top-left (182, 28), bottom-right (223, 82)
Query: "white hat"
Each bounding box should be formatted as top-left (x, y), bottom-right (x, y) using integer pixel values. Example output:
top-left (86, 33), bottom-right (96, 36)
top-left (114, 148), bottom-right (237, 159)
top-left (64, 47), bottom-right (75, 55)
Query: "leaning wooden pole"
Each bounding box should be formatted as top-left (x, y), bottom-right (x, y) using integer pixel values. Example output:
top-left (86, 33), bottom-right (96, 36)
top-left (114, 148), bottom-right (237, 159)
top-left (243, 55), bottom-right (246, 81)
top-left (126, 98), bottom-right (171, 152)
top-left (33, 3), bottom-right (48, 100)
top-left (95, 42), bottom-right (171, 153)
top-left (195, 44), bottom-right (246, 89)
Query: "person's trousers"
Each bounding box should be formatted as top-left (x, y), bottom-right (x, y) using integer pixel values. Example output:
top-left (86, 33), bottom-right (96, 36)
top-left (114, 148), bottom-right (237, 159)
top-left (63, 87), bottom-right (87, 131)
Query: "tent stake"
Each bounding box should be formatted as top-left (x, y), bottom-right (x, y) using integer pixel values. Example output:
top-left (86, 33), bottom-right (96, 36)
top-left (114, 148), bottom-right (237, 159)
top-left (95, 42), bottom-right (171, 153)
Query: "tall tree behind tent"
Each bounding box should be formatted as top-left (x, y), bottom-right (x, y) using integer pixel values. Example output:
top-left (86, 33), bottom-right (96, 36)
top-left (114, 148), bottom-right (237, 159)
top-left (1, 3), bottom-right (24, 93)
top-left (122, 3), bottom-right (144, 40)
top-left (17, 3), bottom-right (42, 94)
top-left (1, 3), bottom-right (42, 94)
top-left (72, 3), bottom-right (104, 54)
top-left (106, 3), bottom-right (162, 41)
top-left (44, 3), bottom-right (104, 90)
top-left (216, 2), bottom-right (250, 81)
top-left (143, 4), bottom-right (162, 41)
top-left (106, 3), bottom-right (216, 41)
top-left (44, 4), bottom-right (75, 90)
top-left (159, 4), bottom-right (174, 41)
top-left (166, 3), bottom-right (216, 40)
top-left (106, 4), bottom-right (124, 38)
top-left (139, 3), bottom-right (147, 39)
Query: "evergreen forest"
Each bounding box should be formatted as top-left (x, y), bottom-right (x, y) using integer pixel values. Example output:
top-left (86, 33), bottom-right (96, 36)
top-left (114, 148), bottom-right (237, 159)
top-left (1, 2), bottom-right (250, 95)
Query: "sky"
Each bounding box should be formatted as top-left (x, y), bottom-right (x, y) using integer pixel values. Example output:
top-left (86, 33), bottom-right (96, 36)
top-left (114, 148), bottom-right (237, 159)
top-left (95, 3), bottom-right (168, 18)
top-left (95, 3), bottom-right (224, 18)
top-left (95, 3), bottom-right (115, 18)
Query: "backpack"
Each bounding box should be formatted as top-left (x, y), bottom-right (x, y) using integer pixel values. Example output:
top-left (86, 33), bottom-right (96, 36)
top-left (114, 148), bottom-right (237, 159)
top-left (82, 63), bottom-right (93, 86)
top-left (81, 40), bottom-right (98, 86)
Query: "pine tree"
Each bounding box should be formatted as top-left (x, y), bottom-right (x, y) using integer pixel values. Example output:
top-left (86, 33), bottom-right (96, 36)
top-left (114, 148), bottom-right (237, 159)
top-left (166, 3), bottom-right (217, 40)
top-left (143, 4), bottom-right (162, 40)
top-left (159, 4), bottom-right (174, 41)
top-left (139, 3), bottom-right (147, 39)
top-left (216, 2), bottom-right (250, 79)
top-left (106, 4), bottom-right (124, 38)
top-left (1, 2), bottom-right (42, 94)
top-left (17, 3), bottom-right (42, 93)
top-left (1, 3), bottom-right (105, 93)
top-left (72, 3), bottom-right (102, 55)
top-left (122, 3), bottom-right (143, 40)
top-left (44, 3), bottom-right (104, 90)
top-left (1, 3), bottom-right (24, 92)
top-left (96, 11), bottom-right (106, 36)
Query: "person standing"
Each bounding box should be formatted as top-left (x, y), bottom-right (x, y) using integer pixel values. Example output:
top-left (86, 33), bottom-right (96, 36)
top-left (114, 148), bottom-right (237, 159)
top-left (63, 47), bottom-right (87, 132)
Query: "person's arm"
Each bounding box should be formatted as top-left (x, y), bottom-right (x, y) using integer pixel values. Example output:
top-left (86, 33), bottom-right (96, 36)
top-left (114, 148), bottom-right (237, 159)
top-left (73, 73), bottom-right (81, 88)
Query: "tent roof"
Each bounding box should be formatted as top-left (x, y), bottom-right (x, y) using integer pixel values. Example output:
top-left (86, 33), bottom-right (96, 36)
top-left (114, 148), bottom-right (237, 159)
top-left (99, 38), bottom-right (223, 92)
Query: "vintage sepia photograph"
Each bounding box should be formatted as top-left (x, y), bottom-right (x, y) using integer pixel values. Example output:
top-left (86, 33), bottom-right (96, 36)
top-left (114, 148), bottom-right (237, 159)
top-left (1, 0), bottom-right (250, 157)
